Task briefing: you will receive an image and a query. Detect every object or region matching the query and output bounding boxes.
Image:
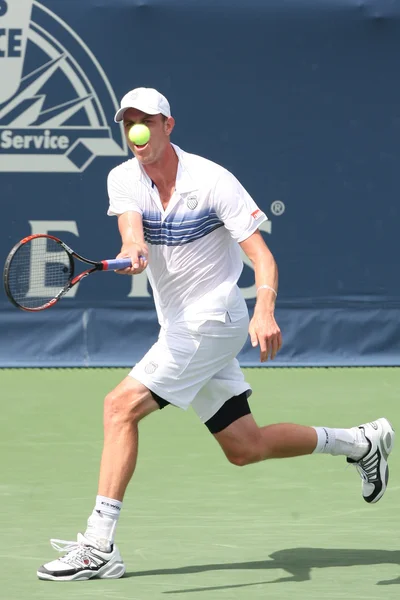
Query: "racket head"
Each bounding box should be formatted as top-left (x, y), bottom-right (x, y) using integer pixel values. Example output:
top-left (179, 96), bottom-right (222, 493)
top-left (3, 234), bottom-right (74, 311)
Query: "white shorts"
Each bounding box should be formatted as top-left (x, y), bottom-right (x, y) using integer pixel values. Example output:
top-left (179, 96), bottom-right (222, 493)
top-left (129, 315), bottom-right (251, 423)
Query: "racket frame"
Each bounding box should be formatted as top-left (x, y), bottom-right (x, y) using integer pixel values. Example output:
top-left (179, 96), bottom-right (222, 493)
top-left (4, 234), bottom-right (109, 312)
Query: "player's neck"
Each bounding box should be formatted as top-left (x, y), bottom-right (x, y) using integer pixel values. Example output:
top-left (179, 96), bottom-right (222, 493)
top-left (143, 144), bottom-right (178, 193)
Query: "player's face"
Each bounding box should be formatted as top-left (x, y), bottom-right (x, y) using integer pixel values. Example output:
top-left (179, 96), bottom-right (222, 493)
top-left (123, 108), bottom-right (174, 165)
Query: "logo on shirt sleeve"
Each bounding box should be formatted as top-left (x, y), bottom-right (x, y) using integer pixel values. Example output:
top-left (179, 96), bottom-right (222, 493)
top-left (251, 209), bottom-right (262, 219)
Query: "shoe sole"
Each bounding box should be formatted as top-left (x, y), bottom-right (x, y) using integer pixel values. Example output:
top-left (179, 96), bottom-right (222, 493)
top-left (37, 562), bottom-right (126, 581)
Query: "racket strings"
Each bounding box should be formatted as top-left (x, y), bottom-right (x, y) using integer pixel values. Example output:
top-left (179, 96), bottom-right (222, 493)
top-left (6, 238), bottom-right (72, 309)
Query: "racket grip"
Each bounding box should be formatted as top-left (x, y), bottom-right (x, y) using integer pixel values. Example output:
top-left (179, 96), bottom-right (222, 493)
top-left (101, 258), bottom-right (132, 270)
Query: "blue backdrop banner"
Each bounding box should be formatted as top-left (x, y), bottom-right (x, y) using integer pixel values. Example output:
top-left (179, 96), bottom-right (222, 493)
top-left (1, 0), bottom-right (399, 367)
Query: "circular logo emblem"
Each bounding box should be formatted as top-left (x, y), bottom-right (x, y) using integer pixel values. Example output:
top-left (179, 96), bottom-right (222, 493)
top-left (144, 361), bottom-right (158, 375)
top-left (187, 194), bottom-right (198, 210)
top-left (270, 200), bottom-right (285, 216)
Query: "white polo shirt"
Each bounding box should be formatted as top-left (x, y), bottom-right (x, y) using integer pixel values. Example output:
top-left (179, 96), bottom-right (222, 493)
top-left (107, 144), bottom-right (267, 327)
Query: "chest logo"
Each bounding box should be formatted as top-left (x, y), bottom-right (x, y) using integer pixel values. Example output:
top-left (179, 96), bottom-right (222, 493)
top-left (186, 194), bottom-right (198, 210)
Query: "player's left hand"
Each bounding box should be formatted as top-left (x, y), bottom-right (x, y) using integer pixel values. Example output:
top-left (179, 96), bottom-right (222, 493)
top-left (249, 311), bottom-right (282, 362)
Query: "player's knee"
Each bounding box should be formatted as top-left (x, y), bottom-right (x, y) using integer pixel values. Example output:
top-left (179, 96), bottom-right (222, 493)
top-left (223, 433), bottom-right (269, 466)
top-left (225, 452), bottom-right (253, 467)
top-left (104, 385), bottom-right (145, 426)
top-left (224, 447), bottom-right (263, 467)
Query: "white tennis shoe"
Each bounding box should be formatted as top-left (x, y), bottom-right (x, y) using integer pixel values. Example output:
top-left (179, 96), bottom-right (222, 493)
top-left (37, 533), bottom-right (125, 581)
top-left (347, 417), bottom-right (395, 503)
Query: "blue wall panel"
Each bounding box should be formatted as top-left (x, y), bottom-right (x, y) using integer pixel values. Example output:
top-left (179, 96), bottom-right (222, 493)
top-left (0, 0), bottom-right (399, 366)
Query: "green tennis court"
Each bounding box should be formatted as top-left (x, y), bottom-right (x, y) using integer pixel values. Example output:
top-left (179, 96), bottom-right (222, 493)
top-left (1, 367), bottom-right (399, 600)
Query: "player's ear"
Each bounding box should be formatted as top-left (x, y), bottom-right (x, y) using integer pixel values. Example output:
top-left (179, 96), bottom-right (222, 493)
top-left (164, 116), bottom-right (175, 136)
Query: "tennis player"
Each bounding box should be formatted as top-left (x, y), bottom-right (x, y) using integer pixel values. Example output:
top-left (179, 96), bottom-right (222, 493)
top-left (38, 88), bottom-right (395, 581)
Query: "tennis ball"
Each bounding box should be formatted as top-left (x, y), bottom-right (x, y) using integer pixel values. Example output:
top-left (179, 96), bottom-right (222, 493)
top-left (128, 124), bottom-right (150, 145)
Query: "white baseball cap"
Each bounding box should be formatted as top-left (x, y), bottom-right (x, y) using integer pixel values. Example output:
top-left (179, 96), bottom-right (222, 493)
top-left (114, 87), bottom-right (171, 123)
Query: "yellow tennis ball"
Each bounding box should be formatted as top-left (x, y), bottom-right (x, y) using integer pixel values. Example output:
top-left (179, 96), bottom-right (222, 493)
top-left (128, 124), bottom-right (150, 145)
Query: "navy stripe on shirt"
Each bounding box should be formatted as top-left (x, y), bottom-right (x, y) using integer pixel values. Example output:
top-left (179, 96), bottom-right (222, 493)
top-left (142, 209), bottom-right (224, 246)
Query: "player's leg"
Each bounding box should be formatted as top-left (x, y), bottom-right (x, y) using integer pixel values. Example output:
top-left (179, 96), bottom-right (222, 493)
top-left (37, 320), bottom-right (217, 582)
top-left (37, 376), bottom-right (161, 581)
top-left (212, 409), bottom-right (318, 463)
top-left (84, 376), bottom-right (162, 546)
top-left (97, 376), bottom-right (161, 501)
top-left (193, 368), bottom-right (318, 463)
top-left (209, 394), bottom-right (394, 504)
top-left (192, 357), bottom-right (394, 505)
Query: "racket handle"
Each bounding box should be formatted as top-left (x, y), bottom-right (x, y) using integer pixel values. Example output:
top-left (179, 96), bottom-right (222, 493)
top-left (101, 258), bottom-right (132, 270)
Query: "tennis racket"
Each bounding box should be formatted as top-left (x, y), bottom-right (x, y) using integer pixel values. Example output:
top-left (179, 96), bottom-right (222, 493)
top-left (3, 234), bottom-right (134, 312)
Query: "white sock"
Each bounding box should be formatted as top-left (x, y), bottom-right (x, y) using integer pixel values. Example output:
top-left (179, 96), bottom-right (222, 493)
top-left (84, 495), bottom-right (123, 551)
top-left (95, 495), bottom-right (123, 518)
top-left (312, 426), bottom-right (369, 460)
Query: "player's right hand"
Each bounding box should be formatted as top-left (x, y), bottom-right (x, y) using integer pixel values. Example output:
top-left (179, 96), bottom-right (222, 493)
top-left (115, 242), bottom-right (148, 275)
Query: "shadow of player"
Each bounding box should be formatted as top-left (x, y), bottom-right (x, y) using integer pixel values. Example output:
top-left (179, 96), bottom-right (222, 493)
top-left (125, 547), bottom-right (400, 590)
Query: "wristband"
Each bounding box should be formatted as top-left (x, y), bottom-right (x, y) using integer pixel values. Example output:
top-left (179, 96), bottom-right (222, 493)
top-left (257, 284), bottom-right (277, 297)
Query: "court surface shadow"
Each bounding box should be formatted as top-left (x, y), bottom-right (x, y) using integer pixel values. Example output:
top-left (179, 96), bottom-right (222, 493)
top-left (124, 547), bottom-right (400, 590)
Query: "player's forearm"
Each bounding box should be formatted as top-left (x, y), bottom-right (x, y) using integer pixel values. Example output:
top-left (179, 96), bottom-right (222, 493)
top-left (118, 211), bottom-right (145, 247)
top-left (253, 249), bottom-right (278, 312)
